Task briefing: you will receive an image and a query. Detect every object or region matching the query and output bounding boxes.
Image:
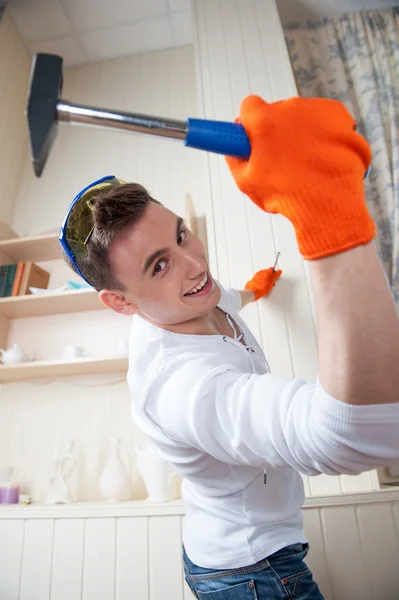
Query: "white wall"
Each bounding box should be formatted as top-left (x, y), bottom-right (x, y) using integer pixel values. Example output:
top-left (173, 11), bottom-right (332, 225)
top-left (11, 45), bottom-right (210, 241)
top-left (0, 45), bottom-right (208, 503)
top-left (1, 491), bottom-right (399, 600)
top-left (0, 11), bottom-right (30, 225)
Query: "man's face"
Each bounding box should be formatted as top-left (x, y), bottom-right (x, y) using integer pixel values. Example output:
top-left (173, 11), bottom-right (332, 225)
top-left (107, 201), bottom-right (221, 327)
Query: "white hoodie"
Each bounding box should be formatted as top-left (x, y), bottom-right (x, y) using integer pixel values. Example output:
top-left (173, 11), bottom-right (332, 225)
top-left (128, 283), bottom-right (399, 569)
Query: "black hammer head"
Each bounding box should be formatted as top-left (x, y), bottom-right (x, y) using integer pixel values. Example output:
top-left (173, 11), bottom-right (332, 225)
top-left (26, 53), bottom-right (63, 177)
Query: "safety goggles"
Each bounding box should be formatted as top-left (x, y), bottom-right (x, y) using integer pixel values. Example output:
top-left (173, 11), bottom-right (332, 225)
top-left (59, 175), bottom-right (126, 283)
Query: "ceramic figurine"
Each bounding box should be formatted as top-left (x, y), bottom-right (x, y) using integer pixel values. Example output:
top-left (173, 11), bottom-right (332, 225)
top-left (44, 438), bottom-right (76, 504)
top-left (99, 437), bottom-right (129, 502)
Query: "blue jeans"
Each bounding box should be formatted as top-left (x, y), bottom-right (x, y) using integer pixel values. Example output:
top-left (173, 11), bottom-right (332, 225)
top-left (183, 543), bottom-right (325, 599)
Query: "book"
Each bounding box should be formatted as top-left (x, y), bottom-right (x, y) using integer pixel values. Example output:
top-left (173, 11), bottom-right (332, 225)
top-left (18, 262), bottom-right (50, 296)
top-left (0, 265), bottom-right (8, 297)
top-left (3, 264), bottom-right (17, 297)
top-left (0, 264), bottom-right (18, 297)
top-left (11, 262), bottom-right (25, 296)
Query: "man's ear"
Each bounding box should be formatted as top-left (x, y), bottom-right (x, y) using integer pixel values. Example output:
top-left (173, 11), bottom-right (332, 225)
top-left (99, 290), bottom-right (138, 316)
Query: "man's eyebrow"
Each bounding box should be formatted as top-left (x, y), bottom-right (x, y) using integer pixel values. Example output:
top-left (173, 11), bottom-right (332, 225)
top-left (142, 248), bottom-right (167, 275)
top-left (142, 217), bottom-right (184, 276)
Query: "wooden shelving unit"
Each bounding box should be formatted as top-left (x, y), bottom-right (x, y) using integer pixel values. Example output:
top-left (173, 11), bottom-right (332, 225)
top-left (0, 355), bottom-right (128, 383)
top-left (0, 225), bottom-right (123, 382)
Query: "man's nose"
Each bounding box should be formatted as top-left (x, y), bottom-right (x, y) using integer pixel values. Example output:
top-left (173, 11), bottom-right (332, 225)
top-left (183, 250), bottom-right (205, 278)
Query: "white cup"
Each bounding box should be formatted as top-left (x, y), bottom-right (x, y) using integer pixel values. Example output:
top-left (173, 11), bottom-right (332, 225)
top-left (61, 345), bottom-right (85, 360)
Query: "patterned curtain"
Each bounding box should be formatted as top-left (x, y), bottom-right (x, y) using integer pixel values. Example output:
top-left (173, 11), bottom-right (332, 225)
top-left (284, 8), bottom-right (399, 304)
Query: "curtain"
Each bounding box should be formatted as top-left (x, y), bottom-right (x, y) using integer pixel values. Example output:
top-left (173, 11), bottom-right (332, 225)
top-left (284, 8), bottom-right (399, 305)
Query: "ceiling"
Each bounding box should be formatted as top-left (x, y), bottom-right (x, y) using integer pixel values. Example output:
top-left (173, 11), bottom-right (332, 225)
top-left (6, 0), bottom-right (191, 67)
top-left (4, 0), bottom-right (399, 68)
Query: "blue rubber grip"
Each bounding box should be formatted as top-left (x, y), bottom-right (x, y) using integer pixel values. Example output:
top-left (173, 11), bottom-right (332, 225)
top-left (185, 118), bottom-right (251, 160)
top-left (185, 118), bottom-right (371, 177)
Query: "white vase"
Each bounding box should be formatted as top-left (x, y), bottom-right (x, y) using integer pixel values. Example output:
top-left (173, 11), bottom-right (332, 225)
top-left (99, 437), bottom-right (129, 502)
top-left (135, 442), bottom-right (176, 502)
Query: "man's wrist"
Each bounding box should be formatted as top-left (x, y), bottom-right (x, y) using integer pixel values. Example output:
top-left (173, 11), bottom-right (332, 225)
top-left (239, 289), bottom-right (256, 308)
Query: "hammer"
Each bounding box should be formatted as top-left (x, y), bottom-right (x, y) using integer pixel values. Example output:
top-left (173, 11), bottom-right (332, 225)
top-left (26, 53), bottom-right (251, 177)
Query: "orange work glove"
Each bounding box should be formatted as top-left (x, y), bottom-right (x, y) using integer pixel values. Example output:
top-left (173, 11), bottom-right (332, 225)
top-left (226, 96), bottom-right (376, 260)
top-left (245, 268), bottom-right (282, 301)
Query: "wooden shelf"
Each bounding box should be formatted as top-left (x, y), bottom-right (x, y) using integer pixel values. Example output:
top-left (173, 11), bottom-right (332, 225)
top-left (0, 232), bottom-right (59, 263)
top-left (0, 288), bottom-right (104, 319)
top-left (0, 355), bottom-right (128, 382)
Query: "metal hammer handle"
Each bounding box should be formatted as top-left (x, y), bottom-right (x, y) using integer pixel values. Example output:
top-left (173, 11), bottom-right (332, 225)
top-left (57, 101), bottom-right (251, 159)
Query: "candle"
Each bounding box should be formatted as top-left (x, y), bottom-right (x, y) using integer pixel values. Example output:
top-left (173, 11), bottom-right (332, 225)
top-left (0, 482), bottom-right (20, 504)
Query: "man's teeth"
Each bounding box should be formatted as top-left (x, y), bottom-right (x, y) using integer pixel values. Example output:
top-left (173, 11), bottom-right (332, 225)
top-left (186, 274), bottom-right (208, 295)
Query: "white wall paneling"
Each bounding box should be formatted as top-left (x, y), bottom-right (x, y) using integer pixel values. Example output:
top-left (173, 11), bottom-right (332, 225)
top-left (301, 509), bottom-right (335, 600)
top-left (148, 516), bottom-right (184, 600)
top-left (355, 502), bottom-right (399, 599)
top-left (0, 519), bottom-right (25, 600)
top-left (192, 0), bottom-right (380, 496)
top-left (1, 492), bottom-right (399, 600)
top-left (50, 519), bottom-right (85, 600)
top-left (83, 519), bottom-right (116, 600)
top-left (116, 517), bottom-right (148, 600)
top-left (319, 504), bottom-right (372, 599)
top-left (19, 519), bottom-right (54, 600)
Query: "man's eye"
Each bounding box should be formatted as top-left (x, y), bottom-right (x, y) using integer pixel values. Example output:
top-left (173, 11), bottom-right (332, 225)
top-left (177, 229), bottom-right (187, 245)
top-left (153, 259), bottom-right (167, 275)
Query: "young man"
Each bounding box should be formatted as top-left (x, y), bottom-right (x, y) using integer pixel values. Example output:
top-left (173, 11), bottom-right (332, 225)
top-left (60, 95), bottom-right (399, 599)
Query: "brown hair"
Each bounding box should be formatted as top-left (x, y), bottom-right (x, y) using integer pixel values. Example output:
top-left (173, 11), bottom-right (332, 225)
top-left (62, 182), bottom-right (159, 291)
